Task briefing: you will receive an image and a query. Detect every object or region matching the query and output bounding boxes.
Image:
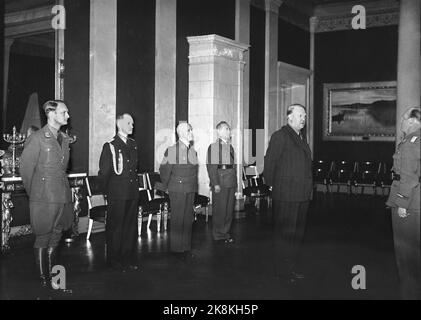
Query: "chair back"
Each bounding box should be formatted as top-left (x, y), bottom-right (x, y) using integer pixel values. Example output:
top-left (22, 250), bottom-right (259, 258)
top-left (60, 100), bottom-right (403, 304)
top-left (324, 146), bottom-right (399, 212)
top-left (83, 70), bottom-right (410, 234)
top-left (85, 176), bottom-right (107, 209)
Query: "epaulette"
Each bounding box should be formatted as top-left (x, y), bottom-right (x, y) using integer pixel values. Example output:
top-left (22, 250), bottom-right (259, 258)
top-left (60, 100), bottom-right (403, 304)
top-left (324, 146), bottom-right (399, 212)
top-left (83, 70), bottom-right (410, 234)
top-left (410, 136), bottom-right (418, 143)
top-left (61, 131), bottom-right (69, 138)
top-left (128, 137), bottom-right (135, 141)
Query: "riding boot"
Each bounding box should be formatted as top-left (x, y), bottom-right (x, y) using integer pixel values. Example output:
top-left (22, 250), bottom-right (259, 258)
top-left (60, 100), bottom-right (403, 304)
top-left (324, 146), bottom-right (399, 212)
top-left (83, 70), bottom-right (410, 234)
top-left (34, 248), bottom-right (49, 288)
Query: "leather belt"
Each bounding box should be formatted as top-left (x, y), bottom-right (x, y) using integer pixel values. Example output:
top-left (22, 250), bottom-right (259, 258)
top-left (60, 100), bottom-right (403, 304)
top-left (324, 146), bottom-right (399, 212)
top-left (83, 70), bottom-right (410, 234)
top-left (393, 173), bottom-right (421, 182)
top-left (218, 165), bottom-right (234, 169)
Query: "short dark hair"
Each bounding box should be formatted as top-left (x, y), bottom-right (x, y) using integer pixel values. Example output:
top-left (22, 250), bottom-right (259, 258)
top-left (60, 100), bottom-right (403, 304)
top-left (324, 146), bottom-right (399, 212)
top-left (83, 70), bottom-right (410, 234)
top-left (43, 100), bottom-right (66, 116)
top-left (216, 121), bottom-right (230, 130)
top-left (116, 113), bottom-right (132, 121)
top-left (408, 107), bottom-right (421, 121)
top-left (286, 104), bottom-right (306, 116)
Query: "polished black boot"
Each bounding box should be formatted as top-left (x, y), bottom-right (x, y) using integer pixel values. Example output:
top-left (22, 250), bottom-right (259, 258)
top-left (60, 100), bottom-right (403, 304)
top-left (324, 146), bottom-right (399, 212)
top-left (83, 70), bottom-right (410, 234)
top-left (47, 246), bottom-right (72, 295)
top-left (34, 248), bottom-right (49, 288)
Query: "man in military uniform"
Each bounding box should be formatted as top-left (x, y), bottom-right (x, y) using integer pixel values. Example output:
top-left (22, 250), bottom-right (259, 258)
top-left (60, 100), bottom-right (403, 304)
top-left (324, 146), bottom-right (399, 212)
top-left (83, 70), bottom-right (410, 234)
top-left (386, 106), bottom-right (420, 299)
top-left (98, 113), bottom-right (140, 272)
top-left (20, 100), bottom-right (74, 292)
top-left (206, 121), bottom-right (237, 244)
top-left (159, 122), bottom-right (198, 259)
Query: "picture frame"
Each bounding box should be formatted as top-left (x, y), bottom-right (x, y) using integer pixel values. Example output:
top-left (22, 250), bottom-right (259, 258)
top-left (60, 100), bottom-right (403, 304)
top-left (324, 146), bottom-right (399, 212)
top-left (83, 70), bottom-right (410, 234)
top-left (323, 81), bottom-right (397, 142)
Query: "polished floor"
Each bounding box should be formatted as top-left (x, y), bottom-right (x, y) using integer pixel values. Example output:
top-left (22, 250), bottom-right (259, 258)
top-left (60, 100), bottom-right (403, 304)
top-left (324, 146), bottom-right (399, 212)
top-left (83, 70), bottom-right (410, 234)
top-left (0, 192), bottom-right (400, 300)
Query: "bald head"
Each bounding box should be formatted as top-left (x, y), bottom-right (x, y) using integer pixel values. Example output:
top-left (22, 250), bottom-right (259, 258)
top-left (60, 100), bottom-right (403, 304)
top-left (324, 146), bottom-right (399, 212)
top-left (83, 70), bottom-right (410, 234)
top-left (116, 113), bottom-right (134, 136)
top-left (177, 122), bottom-right (193, 142)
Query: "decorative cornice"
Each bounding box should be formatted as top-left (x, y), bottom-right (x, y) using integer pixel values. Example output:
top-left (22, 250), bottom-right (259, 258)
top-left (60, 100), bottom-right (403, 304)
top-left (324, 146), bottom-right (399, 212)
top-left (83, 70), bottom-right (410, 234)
top-left (314, 8), bottom-right (399, 33)
top-left (188, 35), bottom-right (250, 64)
top-left (265, 0), bottom-right (283, 14)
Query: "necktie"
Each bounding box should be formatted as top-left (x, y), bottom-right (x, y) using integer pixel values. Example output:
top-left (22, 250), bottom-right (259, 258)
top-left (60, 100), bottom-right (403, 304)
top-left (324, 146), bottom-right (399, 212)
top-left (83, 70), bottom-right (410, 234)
top-left (57, 133), bottom-right (63, 147)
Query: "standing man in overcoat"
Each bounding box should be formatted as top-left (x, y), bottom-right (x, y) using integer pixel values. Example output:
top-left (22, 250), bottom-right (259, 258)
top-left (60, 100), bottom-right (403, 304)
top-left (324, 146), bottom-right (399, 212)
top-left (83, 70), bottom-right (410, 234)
top-left (263, 104), bottom-right (313, 282)
top-left (206, 121), bottom-right (237, 244)
top-left (20, 100), bottom-right (74, 292)
top-left (98, 113), bottom-right (140, 272)
top-left (386, 106), bottom-right (421, 299)
top-left (159, 122), bottom-right (198, 260)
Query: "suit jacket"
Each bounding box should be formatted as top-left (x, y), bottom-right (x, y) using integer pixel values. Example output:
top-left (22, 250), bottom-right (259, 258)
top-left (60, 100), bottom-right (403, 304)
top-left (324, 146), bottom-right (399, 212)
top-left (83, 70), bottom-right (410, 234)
top-left (20, 124), bottom-right (72, 204)
top-left (386, 129), bottom-right (420, 212)
top-left (264, 124), bottom-right (313, 202)
top-left (159, 141), bottom-right (198, 193)
top-left (206, 139), bottom-right (237, 189)
top-left (98, 135), bottom-right (139, 200)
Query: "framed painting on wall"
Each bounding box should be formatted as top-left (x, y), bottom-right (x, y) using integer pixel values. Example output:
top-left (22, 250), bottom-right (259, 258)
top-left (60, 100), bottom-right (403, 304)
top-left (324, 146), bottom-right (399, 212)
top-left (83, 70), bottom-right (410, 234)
top-left (323, 81), bottom-right (397, 142)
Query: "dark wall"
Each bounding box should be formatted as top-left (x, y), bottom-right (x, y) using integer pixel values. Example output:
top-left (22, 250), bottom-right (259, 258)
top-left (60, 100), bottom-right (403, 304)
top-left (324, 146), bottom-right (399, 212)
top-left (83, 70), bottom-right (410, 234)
top-left (117, 0), bottom-right (156, 172)
top-left (314, 26), bottom-right (398, 162)
top-left (176, 0), bottom-right (236, 126)
top-left (278, 18), bottom-right (310, 69)
top-left (249, 5), bottom-right (265, 156)
top-left (6, 53), bottom-right (53, 132)
top-left (64, 0), bottom-right (90, 173)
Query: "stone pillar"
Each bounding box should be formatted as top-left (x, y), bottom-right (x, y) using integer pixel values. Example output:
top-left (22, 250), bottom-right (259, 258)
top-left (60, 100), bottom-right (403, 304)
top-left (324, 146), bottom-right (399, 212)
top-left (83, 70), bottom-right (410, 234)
top-left (188, 35), bottom-right (249, 199)
top-left (396, 0), bottom-right (421, 143)
top-left (89, 0), bottom-right (117, 175)
top-left (309, 17), bottom-right (317, 153)
top-left (235, 0), bottom-right (250, 132)
top-left (155, 0), bottom-right (177, 170)
top-left (3, 38), bottom-right (14, 130)
top-left (264, 0), bottom-right (282, 149)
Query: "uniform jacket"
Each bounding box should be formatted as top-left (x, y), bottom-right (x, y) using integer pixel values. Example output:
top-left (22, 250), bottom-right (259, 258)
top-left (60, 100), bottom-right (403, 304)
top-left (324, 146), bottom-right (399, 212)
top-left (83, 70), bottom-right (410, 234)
top-left (159, 141), bottom-right (198, 193)
top-left (20, 124), bottom-right (72, 204)
top-left (206, 139), bottom-right (237, 189)
top-left (386, 129), bottom-right (420, 212)
top-left (98, 135), bottom-right (139, 200)
top-left (263, 124), bottom-right (313, 202)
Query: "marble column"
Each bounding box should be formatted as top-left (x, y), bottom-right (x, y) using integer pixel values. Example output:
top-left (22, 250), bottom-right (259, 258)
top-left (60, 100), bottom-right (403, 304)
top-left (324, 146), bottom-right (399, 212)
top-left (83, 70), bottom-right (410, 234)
top-left (396, 0), bottom-right (421, 143)
top-left (188, 35), bottom-right (249, 199)
top-left (309, 17), bottom-right (317, 153)
top-left (264, 0), bottom-right (282, 150)
top-left (155, 0), bottom-right (177, 170)
top-left (3, 38), bottom-right (14, 130)
top-left (235, 0), bottom-right (250, 132)
top-left (88, 0), bottom-right (117, 175)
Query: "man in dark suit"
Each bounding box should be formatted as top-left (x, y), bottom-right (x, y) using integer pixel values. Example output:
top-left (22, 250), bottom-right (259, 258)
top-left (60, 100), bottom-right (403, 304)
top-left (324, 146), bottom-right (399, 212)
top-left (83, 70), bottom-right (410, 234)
top-left (159, 122), bottom-right (198, 259)
top-left (264, 104), bottom-right (313, 282)
top-left (98, 113), bottom-right (140, 272)
top-left (206, 121), bottom-right (237, 243)
top-left (20, 100), bottom-right (74, 292)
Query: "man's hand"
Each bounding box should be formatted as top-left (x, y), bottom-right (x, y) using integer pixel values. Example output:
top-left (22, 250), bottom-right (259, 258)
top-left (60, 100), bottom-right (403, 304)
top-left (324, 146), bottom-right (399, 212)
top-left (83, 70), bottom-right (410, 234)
top-left (214, 185), bottom-right (221, 193)
top-left (397, 207), bottom-right (409, 218)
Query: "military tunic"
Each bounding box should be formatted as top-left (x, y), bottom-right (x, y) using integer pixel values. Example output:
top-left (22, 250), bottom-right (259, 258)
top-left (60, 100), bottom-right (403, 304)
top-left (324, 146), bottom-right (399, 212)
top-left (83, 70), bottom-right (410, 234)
top-left (98, 135), bottom-right (139, 267)
top-left (386, 129), bottom-right (421, 299)
top-left (20, 124), bottom-right (73, 248)
top-left (206, 139), bottom-right (237, 241)
top-left (159, 141), bottom-right (198, 253)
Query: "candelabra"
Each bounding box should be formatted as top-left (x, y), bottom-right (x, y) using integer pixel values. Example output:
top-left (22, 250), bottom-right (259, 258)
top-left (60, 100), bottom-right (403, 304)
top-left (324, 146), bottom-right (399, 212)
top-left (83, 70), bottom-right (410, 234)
top-left (2, 126), bottom-right (26, 177)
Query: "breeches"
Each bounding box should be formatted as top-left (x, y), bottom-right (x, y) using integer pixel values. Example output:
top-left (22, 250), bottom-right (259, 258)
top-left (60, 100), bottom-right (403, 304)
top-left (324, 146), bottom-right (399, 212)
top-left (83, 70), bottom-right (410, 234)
top-left (30, 201), bottom-right (73, 248)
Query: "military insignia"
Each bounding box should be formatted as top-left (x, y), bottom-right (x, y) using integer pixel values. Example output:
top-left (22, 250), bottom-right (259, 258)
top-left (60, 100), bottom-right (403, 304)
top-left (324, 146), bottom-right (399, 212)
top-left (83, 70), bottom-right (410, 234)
top-left (44, 131), bottom-right (51, 138)
top-left (410, 136), bottom-right (418, 143)
top-left (397, 193), bottom-right (408, 199)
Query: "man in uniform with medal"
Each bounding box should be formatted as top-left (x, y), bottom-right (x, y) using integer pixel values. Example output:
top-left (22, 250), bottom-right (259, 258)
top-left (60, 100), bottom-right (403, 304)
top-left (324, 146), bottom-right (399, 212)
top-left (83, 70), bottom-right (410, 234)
top-left (98, 113), bottom-right (140, 271)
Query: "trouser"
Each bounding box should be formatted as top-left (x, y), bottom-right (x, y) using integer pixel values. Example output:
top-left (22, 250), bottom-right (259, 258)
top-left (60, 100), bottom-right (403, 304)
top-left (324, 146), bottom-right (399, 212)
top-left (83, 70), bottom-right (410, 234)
top-left (30, 201), bottom-right (73, 248)
top-left (168, 192), bottom-right (195, 252)
top-left (212, 187), bottom-right (236, 240)
top-left (106, 199), bottom-right (138, 266)
top-left (272, 200), bottom-right (309, 275)
top-left (391, 207), bottom-right (421, 300)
